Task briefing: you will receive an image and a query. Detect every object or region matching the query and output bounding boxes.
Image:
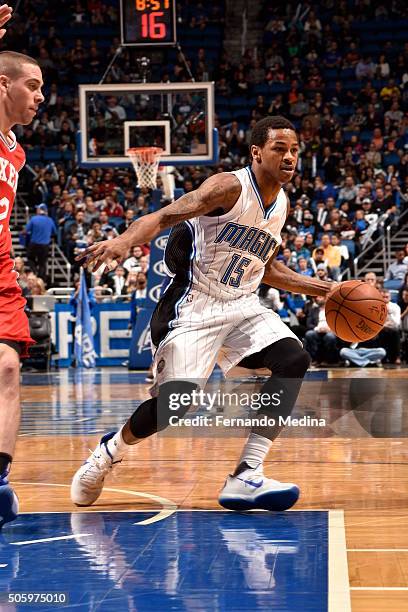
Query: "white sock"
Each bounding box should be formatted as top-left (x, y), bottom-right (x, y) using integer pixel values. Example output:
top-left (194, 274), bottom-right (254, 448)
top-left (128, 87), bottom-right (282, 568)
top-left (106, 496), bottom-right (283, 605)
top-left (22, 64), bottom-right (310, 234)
top-left (106, 427), bottom-right (130, 461)
top-left (235, 433), bottom-right (272, 473)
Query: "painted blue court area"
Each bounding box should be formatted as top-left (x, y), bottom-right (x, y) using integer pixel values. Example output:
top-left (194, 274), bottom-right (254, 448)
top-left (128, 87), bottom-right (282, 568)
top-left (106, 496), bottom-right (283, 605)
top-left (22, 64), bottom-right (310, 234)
top-left (0, 511), bottom-right (328, 611)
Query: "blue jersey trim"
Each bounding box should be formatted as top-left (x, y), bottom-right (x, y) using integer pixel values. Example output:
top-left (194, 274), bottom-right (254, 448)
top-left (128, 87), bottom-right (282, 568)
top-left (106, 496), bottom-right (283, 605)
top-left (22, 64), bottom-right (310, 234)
top-left (245, 166), bottom-right (278, 220)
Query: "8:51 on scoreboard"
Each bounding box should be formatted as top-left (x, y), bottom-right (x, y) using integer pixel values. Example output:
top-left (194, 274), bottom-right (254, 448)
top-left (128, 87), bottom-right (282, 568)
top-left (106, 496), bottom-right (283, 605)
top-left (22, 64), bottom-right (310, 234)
top-left (120, 0), bottom-right (177, 46)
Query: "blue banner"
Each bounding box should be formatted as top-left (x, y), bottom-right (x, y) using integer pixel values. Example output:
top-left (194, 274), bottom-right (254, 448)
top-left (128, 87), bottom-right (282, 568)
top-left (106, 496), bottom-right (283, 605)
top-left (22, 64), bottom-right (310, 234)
top-left (128, 307), bottom-right (154, 369)
top-left (128, 230), bottom-right (170, 369)
top-left (53, 303), bottom-right (131, 367)
top-left (145, 231), bottom-right (171, 309)
top-left (74, 270), bottom-right (97, 368)
top-left (51, 232), bottom-right (171, 368)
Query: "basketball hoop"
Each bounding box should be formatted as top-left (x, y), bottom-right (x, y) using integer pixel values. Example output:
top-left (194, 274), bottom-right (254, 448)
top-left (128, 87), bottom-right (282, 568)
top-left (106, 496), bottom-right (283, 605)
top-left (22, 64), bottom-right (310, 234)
top-left (127, 147), bottom-right (163, 190)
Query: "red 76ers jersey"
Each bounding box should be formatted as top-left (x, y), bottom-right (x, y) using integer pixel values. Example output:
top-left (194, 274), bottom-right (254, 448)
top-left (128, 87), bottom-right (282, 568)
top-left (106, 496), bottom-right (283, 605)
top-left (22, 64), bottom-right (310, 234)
top-left (0, 130), bottom-right (26, 258)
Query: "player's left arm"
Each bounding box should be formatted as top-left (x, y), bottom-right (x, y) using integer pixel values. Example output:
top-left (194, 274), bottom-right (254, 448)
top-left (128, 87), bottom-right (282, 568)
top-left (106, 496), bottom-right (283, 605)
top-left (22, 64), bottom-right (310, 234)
top-left (262, 196), bottom-right (338, 297)
top-left (0, 4), bottom-right (12, 39)
top-left (263, 258), bottom-right (336, 297)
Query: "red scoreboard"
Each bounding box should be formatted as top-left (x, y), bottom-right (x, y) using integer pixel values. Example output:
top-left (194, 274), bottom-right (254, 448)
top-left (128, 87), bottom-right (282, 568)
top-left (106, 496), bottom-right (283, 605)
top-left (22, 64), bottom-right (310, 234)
top-left (120, 0), bottom-right (177, 46)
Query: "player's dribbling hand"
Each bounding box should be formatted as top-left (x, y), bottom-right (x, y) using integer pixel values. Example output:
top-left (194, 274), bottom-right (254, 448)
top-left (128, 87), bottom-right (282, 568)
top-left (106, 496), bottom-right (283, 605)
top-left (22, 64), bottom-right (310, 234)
top-left (326, 281), bottom-right (341, 297)
top-left (0, 4), bottom-right (12, 39)
top-left (77, 237), bottom-right (131, 273)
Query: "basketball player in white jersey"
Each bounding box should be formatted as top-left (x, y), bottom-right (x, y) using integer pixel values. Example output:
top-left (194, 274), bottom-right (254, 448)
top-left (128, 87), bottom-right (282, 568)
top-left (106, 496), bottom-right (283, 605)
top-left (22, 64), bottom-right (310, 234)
top-left (71, 116), bottom-right (337, 511)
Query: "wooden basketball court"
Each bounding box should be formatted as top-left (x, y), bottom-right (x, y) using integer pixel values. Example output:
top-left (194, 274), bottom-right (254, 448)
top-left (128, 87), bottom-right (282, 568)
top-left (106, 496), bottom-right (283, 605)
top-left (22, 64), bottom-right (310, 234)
top-left (4, 367), bottom-right (408, 611)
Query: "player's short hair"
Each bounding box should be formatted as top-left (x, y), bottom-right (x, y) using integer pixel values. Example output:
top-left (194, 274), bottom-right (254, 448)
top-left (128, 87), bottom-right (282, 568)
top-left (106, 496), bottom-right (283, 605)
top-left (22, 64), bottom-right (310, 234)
top-left (0, 51), bottom-right (40, 80)
top-left (250, 116), bottom-right (296, 149)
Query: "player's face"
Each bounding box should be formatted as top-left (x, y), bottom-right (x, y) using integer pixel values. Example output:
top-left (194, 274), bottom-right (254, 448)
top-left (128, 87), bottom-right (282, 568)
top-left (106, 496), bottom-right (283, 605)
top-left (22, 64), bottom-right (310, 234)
top-left (5, 63), bottom-right (44, 125)
top-left (253, 128), bottom-right (299, 185)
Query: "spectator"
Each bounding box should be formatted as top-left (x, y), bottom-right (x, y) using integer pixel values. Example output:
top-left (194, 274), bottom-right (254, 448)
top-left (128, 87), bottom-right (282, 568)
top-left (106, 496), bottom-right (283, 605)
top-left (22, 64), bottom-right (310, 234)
top-left (377, 54), bottom-right (390, 78)
top-left (139, 255), bottom-right (150, 275)
top-left (83, 197), bottom-right (99, 225)
top-left (384, 251), bottom-right (408, 289)
top-left (377, 289), bottom-right (401, 364)
top-left (304, 296), bottom-right (338, 364)
top-left (403, 244), bottom-right (408, 266)
top-left (332, 234), bottom-right (349, 269)
top-left (340, 344), bottom-right (386, 367)
top-left (353, 210), bottom-right (369, 237)
top-left (337, 176), bottom-right (358, 206)
top-left (290, 92), bottom-right (309, 118)
top-left (297, 257), bottom-right (313, 277)
top-left (290, 235), bottom-right (311, 262)
top-left (315, 263), bottom-right (332, 282)
top-left (118, 209), bottom-right (136, 235)
top-left (258, 286), bottom-right (283, 312)
top-left (124, 269), bottom-right (138, 295)
top-left (14, 256), bottom-right (29, 294)
top-left (102, 192), bottom-right (124, 218)
top-left (25, 204), bottom-right (57, 282)
top-left (25, 272), bottom-right (47, 296)
top-left (298, 212), bottom-right (316, 237)
top-left (123, 246), bottom-right (144, 273)
top-left (398, 286), bottom-right (408, 360)
top-left (98, 211), bottom-right (118, 236)
top-left (311, 247), bottom-right (329, 274)
top-left (72, 211), bottom-right (89, 241)
top-left (355, 57), bottom-right (376, 80)
top-left (111, 266), bottom-right (128, 298)
top-left (364, 272), bottom-right (378, 288)
top-left (86, 219), bottom-right (105, 244)
top-left (128, 272), bottom-right (148, 332)
top-left (104, 96), bottom-right (126, 121)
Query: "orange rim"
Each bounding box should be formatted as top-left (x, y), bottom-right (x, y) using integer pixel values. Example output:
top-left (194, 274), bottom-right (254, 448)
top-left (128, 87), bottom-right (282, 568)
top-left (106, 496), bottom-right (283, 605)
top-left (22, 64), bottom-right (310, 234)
top-left (126, 147), bottom-right (163, 163)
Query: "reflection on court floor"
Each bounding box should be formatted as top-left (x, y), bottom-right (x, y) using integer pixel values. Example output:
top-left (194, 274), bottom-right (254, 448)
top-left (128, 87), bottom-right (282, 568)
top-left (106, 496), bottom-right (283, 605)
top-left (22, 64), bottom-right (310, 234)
top-left (1, 511), bottom-right (328, 611)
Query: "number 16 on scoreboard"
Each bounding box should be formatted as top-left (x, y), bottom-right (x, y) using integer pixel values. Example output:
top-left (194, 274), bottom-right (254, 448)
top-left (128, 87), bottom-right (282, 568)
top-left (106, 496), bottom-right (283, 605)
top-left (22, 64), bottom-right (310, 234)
top-left (120, 0), bottom-right (177, 46)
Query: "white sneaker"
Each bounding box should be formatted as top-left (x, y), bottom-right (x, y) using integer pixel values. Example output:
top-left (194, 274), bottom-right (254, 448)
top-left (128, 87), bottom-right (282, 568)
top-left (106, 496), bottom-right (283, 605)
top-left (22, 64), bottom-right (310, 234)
top-left (71, 432), bottom-right (122, 506)
top-left (218, 463), bottom-right (299, 512)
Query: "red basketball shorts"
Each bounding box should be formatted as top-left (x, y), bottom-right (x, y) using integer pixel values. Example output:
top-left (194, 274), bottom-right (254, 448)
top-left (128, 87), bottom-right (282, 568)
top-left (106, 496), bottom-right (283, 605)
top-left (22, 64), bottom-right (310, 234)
top-left (0, 255), bottom-right (34, 358)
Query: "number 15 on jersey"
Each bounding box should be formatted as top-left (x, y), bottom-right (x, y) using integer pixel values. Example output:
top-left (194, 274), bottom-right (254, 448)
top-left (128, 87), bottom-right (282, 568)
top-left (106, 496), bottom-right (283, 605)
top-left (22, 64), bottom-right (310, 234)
top-left (221, 255), bottom-right (251, 288)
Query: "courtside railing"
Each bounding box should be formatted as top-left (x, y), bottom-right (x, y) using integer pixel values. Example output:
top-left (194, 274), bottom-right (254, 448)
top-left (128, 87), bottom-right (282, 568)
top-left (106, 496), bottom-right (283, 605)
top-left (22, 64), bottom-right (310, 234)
top-left (50, 241), bottom-right (71, 287)
top-left (354, 208), bottom-right (408, 279)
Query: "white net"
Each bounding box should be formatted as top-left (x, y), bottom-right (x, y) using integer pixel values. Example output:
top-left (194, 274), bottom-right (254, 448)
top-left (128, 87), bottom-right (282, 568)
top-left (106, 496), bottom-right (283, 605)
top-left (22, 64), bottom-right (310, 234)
top-left (127, 147), bottom-right (163, 190)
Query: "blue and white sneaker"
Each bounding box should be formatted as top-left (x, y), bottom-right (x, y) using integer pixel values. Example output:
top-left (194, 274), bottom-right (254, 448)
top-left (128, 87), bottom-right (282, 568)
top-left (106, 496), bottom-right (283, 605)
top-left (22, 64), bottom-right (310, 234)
top-left (0, 477), bottom-right (19, 530)
top-left (71, 432), bottom-right (122, 507)
top-left (218, 463), bottom-right (300, 512)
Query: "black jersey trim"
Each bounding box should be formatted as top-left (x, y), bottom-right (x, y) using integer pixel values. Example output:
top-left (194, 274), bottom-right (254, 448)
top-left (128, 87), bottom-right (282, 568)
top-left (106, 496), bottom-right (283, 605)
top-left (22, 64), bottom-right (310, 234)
top-left (151, 221), bottom-right (196, 349)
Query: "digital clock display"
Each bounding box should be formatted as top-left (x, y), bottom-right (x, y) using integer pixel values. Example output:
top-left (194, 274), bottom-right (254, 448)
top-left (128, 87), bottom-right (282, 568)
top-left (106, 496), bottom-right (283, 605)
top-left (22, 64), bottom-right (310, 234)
top-left (120, 0), bottom-right (177, 46)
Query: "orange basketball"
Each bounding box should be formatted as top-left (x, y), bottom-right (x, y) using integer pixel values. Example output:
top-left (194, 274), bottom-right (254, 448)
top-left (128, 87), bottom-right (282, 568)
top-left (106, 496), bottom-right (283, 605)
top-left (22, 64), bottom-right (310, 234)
top-left (325, 280), bottom-right (387, 343)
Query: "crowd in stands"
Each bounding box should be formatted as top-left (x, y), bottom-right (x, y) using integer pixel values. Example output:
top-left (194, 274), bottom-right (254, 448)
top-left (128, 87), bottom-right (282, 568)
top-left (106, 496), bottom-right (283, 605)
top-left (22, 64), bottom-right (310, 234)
top-left (3, 0), bottom-right (408, 364)
top-left (259, 266), bottom-right (408, 366)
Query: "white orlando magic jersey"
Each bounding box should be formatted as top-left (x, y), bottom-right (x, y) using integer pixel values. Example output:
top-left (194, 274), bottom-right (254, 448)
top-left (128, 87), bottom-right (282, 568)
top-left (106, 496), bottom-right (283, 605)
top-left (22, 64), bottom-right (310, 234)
top-left (151, 168), bottom-right (290, 351)
top-left (175, 167), bottom-right (288, 299)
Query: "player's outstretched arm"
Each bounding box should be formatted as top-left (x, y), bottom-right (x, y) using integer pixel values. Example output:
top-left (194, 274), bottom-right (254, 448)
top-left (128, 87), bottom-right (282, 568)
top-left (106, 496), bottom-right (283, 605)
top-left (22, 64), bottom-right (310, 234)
top-left (78, 172), bottom-right (241, 271)
top-left (0, 4), bottom-right (12, 39)
top-left (263, 258), bottom-right (338, 297)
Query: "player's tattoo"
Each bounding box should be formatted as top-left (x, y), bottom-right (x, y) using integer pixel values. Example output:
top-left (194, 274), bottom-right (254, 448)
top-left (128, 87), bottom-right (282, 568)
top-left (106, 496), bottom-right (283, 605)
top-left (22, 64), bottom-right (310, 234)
top-left (101, 173), bottom-right (242, 254)
top-left (159, 173), bottom-right (241, 229)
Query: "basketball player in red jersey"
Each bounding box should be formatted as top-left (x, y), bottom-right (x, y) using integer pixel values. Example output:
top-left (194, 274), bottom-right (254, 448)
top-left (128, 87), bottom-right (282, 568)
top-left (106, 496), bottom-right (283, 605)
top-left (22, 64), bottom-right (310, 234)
top-left (0, 5), bottom-right (44, 528)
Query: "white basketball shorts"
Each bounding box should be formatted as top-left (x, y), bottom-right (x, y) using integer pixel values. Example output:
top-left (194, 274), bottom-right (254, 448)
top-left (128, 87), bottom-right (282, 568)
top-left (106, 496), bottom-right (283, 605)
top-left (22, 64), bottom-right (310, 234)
top-left (150, 287), bottom-right (299, 390)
